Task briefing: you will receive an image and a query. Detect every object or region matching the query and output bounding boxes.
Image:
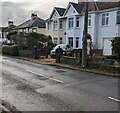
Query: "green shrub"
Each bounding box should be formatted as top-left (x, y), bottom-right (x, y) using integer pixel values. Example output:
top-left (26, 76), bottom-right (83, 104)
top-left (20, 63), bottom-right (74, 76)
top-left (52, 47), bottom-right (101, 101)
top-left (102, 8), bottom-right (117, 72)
top-left (88, 62), bottom-right (120, 74)
top-left (2, 45), bottom-right (18, 56)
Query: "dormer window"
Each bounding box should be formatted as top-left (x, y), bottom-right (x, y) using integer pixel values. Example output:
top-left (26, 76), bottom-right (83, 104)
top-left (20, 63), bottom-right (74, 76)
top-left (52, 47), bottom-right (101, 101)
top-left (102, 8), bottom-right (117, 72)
top-left (117, 11), bottom-right (120, 24)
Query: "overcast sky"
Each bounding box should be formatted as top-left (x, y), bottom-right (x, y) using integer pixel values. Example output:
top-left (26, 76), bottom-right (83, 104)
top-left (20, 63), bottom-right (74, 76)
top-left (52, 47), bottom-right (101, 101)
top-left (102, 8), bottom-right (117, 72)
top-left (0, 0), bottom-right (78, 26)
top-left (0, 0), bottom-right (119, 27)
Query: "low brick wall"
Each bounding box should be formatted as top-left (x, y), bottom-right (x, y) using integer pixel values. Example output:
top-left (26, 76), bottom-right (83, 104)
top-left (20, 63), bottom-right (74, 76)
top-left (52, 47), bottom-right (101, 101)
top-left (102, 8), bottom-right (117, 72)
top-left (88, 62), bottom-right (120, 76)
top-left (61, 56), bottom-right (120, 76)
top-left (61, 56), bottom-right (80, 65)
top-left (18, 49), bottom-right (48, 58)
top-left (19, 50), bottom-right (34, 58)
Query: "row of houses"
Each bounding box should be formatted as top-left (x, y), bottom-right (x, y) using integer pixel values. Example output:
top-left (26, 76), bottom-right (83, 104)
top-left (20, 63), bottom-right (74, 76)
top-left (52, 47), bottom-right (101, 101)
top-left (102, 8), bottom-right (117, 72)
top-left (0, 1), bottom-right (120, 56)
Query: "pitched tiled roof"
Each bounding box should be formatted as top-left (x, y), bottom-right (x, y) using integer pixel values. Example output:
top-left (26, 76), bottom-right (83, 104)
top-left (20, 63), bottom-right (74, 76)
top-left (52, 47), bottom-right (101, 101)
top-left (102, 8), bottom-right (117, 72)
top-left (4, 25), bottom-right (16, 32)
top-left (96, 2), bottom-right (119, 11)
top-left (55, 7), bottom-right (66, 16)
top-left (70, 2), bottom-right (85, 13)
top-left (70, 2), bottom-right (119, 14)
top-left (15, 17), bottom-right (45, 29)
top-left (0, 27), bottom-right (6, 32)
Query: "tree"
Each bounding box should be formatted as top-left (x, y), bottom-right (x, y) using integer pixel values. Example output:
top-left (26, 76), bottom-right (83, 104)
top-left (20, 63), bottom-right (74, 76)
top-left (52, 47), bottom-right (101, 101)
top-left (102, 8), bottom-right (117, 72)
top-left (26, 32), bottom-right (46, 50)
top-left (7, 31), bottom-right (18, 43)
top-left (111, 37), bottom-right (120, 60)
top-left (7, 31), bottom-right (54, 51)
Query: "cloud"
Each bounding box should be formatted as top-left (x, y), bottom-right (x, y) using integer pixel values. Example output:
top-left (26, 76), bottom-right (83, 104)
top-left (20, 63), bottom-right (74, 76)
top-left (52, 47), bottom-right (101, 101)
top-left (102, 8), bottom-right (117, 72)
top-left (1, 0), bottom-right (77, 26)
top-left (1, 2), bottom-right (30, 26)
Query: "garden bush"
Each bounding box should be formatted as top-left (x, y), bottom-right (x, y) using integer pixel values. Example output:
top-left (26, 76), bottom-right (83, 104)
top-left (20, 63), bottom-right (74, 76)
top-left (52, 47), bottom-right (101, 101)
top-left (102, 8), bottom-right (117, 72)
top-left (2, 45), bottom-right (18, 56)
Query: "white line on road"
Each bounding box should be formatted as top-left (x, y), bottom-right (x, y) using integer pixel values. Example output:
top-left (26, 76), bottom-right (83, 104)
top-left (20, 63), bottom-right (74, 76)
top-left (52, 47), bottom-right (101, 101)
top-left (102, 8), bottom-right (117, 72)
top-left (2, 59), bottom-right (9, 62)
top-left (49, 78), bottom-right (64, 84)
top-left (108, 97), bottom-right (120, 102)
top-left (27, 70), bottom-right (47, 78)
top-left (27, 70), bottom-right (64, 84)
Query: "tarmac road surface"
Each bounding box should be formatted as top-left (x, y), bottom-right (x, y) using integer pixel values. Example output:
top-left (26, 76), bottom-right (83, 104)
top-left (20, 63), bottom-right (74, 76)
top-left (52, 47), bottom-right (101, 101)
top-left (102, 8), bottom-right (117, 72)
top-left (0, 55), bottom-right (119, 112)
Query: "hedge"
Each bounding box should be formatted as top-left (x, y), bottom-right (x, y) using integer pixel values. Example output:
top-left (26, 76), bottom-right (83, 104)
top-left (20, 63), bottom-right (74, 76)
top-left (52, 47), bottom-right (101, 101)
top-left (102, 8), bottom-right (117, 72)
top-left (2, 45), bottom-right (18, 56)
top-left (88, 62), bottom-right (120, 75)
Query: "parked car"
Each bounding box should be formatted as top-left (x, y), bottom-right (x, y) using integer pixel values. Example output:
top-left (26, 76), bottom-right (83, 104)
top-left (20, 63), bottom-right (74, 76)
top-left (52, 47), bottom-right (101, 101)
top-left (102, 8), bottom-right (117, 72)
top-left (50, 44), bottom-right (73, 57)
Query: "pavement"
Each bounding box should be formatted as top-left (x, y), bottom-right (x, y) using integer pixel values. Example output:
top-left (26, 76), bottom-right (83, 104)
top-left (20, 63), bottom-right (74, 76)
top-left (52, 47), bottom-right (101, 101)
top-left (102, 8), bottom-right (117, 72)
top-left (16, 55), bottom-right (119, 78)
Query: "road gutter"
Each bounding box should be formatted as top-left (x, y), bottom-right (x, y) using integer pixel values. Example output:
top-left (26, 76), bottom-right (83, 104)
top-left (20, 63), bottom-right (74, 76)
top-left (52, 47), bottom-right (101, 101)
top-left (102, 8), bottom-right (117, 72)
top-left (2, 55), bottom-right (119, 78)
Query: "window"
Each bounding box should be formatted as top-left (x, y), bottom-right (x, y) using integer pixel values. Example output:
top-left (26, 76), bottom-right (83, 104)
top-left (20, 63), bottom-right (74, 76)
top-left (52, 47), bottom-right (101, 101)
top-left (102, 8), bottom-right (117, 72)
top-left (53, 20), bottom-right (58, 30)
top-left (117, 11), bottom-right (120, 24)
top-left (88, 15), bottom-right (91, 27)
top-left (68, 17), bottom-right (74, 29)
top-left (76, 17), bottom-right (79, 28)
top-left (48, 22), bottom-right (51, 30)
top-left (54, 37), bottom-right (58, 44)
top-left (22, 29), bottom-right (26, 32)
top-left (102, 13), bottom-right (109, 26)
top-left (68, 37), bottom-right (73, 47)
top-left (59, 37), bottom-right (63, 44)
top-left (76, 37), bottom-right (79, 48)
top-left (59, 20), bottom-right (63, 30)
top-left (32, 28), bottom-right (37, 32)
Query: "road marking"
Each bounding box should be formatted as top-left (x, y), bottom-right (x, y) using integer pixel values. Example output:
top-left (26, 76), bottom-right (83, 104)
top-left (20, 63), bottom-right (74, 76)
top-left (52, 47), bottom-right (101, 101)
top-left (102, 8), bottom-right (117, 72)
top-left (27, 70), bottom-right (64, 84)
top-left (108, 97), bottom-right (120, 102)
top-left (49, 78), bottom-right (64, 84)
top-left (27, 70), bottom-right (48, 78)
top-left (2, 59), bottom-right (9, 62)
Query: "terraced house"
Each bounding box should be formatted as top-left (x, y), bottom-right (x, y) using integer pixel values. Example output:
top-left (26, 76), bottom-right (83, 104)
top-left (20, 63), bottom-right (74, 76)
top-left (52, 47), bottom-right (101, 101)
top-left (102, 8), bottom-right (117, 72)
top-left (46, 7), bottom-right (66, 44)
top-left (47, 1), bottom-right (120, 56)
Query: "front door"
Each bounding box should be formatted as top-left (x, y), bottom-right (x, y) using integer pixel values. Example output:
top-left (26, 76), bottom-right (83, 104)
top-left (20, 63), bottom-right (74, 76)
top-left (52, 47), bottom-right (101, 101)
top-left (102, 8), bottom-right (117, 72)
top-left (103, 38), bottom-right (112, 56)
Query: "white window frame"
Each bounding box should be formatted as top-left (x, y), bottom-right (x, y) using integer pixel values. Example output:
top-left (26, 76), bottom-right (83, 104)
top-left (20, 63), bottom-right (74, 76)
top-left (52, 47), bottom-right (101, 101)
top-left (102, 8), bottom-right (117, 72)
top-left (68, 17), bottom-right (74, 29)
top-left (117, 11), bottom-right (120, 24)
top-left (102, 13), bottom-right (109, 26)
top-left (59, 20), bottom-right (63, 30)
top-left (68, 37), bottom-right (73, 47)
top-left (59, 37), bottom-right (63, 44)
top-left (53, 20), bottom-right (58, 30)
top-left (53, 37), bottom-right (58, 44)
top-left (48, 22), bottom-right (51, 30)
top-left (88, 15), bottom-right (91, 27)
top-left (32, 28), bottom-right (37, 32)
top-left (76, 17), bottom-right (79, 28)
top-left (76, 37), bottom-right (79, 48)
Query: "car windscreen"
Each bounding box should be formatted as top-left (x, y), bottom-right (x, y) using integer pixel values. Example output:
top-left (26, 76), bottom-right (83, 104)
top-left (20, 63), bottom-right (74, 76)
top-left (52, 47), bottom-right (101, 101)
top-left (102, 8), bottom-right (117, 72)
top-left (53, 44), bottom-right (66, 50)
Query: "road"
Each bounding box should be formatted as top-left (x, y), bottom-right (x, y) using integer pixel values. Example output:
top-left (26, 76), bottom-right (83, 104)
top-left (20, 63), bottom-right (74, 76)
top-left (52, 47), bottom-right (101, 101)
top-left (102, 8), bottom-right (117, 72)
top-left (0, 55), bottom-right (119, 112)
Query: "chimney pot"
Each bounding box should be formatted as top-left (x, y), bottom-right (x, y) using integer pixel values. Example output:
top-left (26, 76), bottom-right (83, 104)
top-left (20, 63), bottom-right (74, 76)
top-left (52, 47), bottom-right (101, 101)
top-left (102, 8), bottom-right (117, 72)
top-left (8, 21), bottom-right (13, 26)
top-left (31, 13), bottom-right (38, 20)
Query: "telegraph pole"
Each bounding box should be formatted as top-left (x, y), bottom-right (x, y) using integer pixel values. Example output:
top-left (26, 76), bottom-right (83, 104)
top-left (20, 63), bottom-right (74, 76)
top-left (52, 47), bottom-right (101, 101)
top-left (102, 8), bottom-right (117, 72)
top-left (81, 0), bottom-right (88, 67)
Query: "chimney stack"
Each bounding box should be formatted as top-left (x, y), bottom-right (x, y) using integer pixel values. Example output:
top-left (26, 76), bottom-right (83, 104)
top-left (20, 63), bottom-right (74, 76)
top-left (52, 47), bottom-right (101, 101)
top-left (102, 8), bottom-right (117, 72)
top-left (8, 21), bottom-right (13, 26)
top-left (31, 13), bottom-right (38, 20)
top-left (78, 0), bottom-right (85, 4)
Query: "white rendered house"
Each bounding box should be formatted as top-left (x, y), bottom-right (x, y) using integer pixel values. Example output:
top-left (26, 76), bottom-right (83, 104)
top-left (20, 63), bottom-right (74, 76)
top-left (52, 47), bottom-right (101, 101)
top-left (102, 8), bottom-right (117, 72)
top-left (46, 7), bottom-right (66, 45)
top-left (63, 2), bottom-right (120, 55)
